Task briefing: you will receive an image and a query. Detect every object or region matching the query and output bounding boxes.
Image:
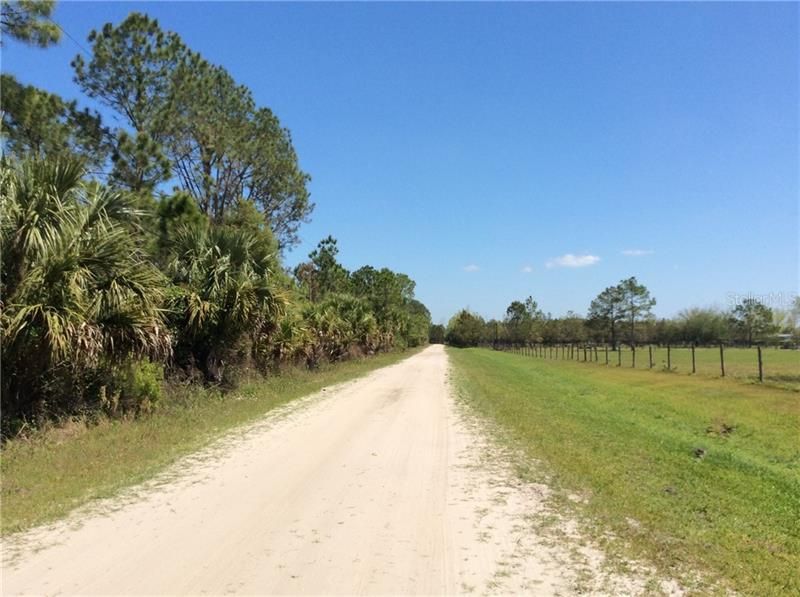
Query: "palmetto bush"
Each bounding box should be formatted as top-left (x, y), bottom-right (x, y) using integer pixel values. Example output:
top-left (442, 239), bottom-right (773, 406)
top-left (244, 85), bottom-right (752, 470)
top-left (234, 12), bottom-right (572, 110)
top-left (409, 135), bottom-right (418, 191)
top-left (1, 159), bottom-right (170, 426)
top-left (165, 223), bottom-right (286, 382)
top-left (303, 293), bottom-right (378, 366)
top-left (325, 293), bottom-right (379, 355)
top-left (253, 309), bottom-right (310, 370)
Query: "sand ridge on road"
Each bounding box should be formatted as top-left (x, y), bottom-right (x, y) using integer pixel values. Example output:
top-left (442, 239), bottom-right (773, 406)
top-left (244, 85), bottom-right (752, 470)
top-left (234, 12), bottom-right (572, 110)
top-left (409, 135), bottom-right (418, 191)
top-left (2, 345), bottom-right (676, 595)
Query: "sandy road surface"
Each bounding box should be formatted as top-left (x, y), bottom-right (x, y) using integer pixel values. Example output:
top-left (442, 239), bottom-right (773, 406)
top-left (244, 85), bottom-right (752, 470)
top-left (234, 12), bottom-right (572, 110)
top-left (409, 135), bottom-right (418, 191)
top-left (2, 345), bottom-right (670, 596)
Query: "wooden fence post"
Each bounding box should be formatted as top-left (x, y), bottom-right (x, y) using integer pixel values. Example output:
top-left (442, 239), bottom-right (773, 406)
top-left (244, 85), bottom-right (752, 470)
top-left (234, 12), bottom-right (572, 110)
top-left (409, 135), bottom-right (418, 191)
top-left (667, 345), bottom-right (671, 371)
top-left (583, 346), bottom-right (587, 362)
top-left (757, 345), bottom-right (763, 382)
top-left (618, 347), bottom-right (622, 367)
top-left (632, 345), bottom-right (636, 368)
top-left (594, 346), bottom-right (598, 362)
top-left (719, 344), bottom-right (725, 377)
top-left (649, 345), bottom-right (653, 369)
top-left (605, 344), bottom-right (609, 366)
top-left (691, 343), bottom-right (696, 374)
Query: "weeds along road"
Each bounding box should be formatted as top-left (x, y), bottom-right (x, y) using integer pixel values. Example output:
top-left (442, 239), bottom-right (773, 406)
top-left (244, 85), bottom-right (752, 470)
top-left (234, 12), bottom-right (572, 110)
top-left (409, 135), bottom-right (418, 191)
top-left (2, 345), bottom-right (660, 596)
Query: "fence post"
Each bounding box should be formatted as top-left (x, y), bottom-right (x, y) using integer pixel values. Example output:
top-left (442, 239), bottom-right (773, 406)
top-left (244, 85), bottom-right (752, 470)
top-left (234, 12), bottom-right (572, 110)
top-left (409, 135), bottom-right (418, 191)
top-left (594, 346), bottom-right (598, 362)
top-left (692, 343), bottom-right (696, 374)
top-left (583, 346), bottom-right (587, 362)
top-left (605, 344), bottom-right (609, 366)
top-left (757, 345), bottom-right (763, 382)
top-left (649, 345), bottom-right (653, 369)
top-left (719, 344), bottom-right (725, 377)
top-left (617, 347), bottom-right (622, 367)
top-left (632, 345), bottom-right (636, 368)
top-left (667, 345), bottom-right (671, 370)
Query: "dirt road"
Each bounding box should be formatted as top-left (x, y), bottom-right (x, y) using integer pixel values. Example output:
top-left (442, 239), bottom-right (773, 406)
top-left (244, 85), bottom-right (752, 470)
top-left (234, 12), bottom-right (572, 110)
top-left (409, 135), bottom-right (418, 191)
top-left (2, 345), bottom-right (668, 595)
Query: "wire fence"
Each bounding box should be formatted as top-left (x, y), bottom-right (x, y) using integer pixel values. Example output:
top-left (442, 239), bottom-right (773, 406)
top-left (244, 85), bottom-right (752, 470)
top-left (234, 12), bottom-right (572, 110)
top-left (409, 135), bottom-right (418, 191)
top-left (497, 343), bottom-right (800, 389)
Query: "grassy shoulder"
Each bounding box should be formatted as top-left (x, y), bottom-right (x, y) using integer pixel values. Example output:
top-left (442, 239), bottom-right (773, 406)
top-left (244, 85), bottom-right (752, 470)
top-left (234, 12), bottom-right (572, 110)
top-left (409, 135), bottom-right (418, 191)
top-left (1, 348), bottom-right (421, 536)
top-left (447, 347), bottom-right (800, 596)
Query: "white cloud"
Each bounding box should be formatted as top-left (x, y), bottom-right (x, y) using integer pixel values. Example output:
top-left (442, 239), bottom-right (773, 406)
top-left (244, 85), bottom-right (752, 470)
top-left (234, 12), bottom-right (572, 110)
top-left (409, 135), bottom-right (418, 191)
top-left (621, 249), bottom-right (654, 257)
top-left (462, 264), bottom-right (480, 272)
top-left (545, 254), bottom-right (600, 269)
top-left (520, 265), bottom-right (534, 273)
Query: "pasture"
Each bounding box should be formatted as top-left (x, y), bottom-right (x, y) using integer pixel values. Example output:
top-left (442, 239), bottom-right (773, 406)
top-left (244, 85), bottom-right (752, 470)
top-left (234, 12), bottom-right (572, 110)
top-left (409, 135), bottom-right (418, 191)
top-left (448, 347), bottom-right (800, 596)
top-left (511, 345), bottom-right (800, 391)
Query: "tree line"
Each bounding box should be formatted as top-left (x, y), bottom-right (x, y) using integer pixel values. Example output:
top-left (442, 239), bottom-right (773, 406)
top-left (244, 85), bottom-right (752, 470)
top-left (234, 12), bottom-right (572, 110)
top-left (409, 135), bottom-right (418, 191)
top-left (443, 277), bottom-right (799, 349)
top-left (0, 4), bottom-right (430, 434)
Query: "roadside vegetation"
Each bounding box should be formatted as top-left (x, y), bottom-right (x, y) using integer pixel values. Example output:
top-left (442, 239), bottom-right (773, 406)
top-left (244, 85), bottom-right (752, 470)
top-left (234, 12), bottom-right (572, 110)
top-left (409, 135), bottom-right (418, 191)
top-left (1, 348), bottom-right (420, 535)
top-left (448, 347), bottom-right (800, 596)
top-left (1, 4), bottom-right (431, 442)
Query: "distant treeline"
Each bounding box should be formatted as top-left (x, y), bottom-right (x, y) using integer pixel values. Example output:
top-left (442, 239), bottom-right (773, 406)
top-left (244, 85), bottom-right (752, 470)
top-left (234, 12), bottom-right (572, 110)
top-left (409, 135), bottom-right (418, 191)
top-left (0, 6), bottom-right (430, 434)
top-left (437, 277), bottom-right (799, 349)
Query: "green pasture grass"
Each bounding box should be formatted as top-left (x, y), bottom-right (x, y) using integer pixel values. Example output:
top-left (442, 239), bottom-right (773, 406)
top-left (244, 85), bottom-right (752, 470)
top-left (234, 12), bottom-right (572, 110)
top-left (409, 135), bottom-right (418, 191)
top-left (1, 349), bottom-right (420, 535)
top-left (448, 347), bottom-right (800, 596)
top-left (518, 345), bottom-right (800, 391)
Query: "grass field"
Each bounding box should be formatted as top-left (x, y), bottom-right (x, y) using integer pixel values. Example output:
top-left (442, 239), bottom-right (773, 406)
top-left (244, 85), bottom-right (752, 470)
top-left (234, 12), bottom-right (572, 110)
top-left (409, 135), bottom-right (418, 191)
top-left (448, 347), bottom-right (800, 596)
top-left (512, 345), bottom-right (800, 391)
top-left (0, 349), bottom-right (420, 536)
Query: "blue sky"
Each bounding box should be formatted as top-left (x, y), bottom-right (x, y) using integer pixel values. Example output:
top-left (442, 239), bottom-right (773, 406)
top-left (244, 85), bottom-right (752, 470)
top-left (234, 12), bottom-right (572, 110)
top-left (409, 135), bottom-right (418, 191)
top-left (4, 2), bottom-right (798, 323)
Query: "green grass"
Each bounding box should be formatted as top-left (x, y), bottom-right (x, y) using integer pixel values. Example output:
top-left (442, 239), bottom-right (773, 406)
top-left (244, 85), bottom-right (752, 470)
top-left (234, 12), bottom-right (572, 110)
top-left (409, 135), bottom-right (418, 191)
top-left (448, 347), bottom-right (800, 596)
top-left (0, 349), bottom-right (419, 535)
top-left (546, 345), bottom-right (800, 391)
